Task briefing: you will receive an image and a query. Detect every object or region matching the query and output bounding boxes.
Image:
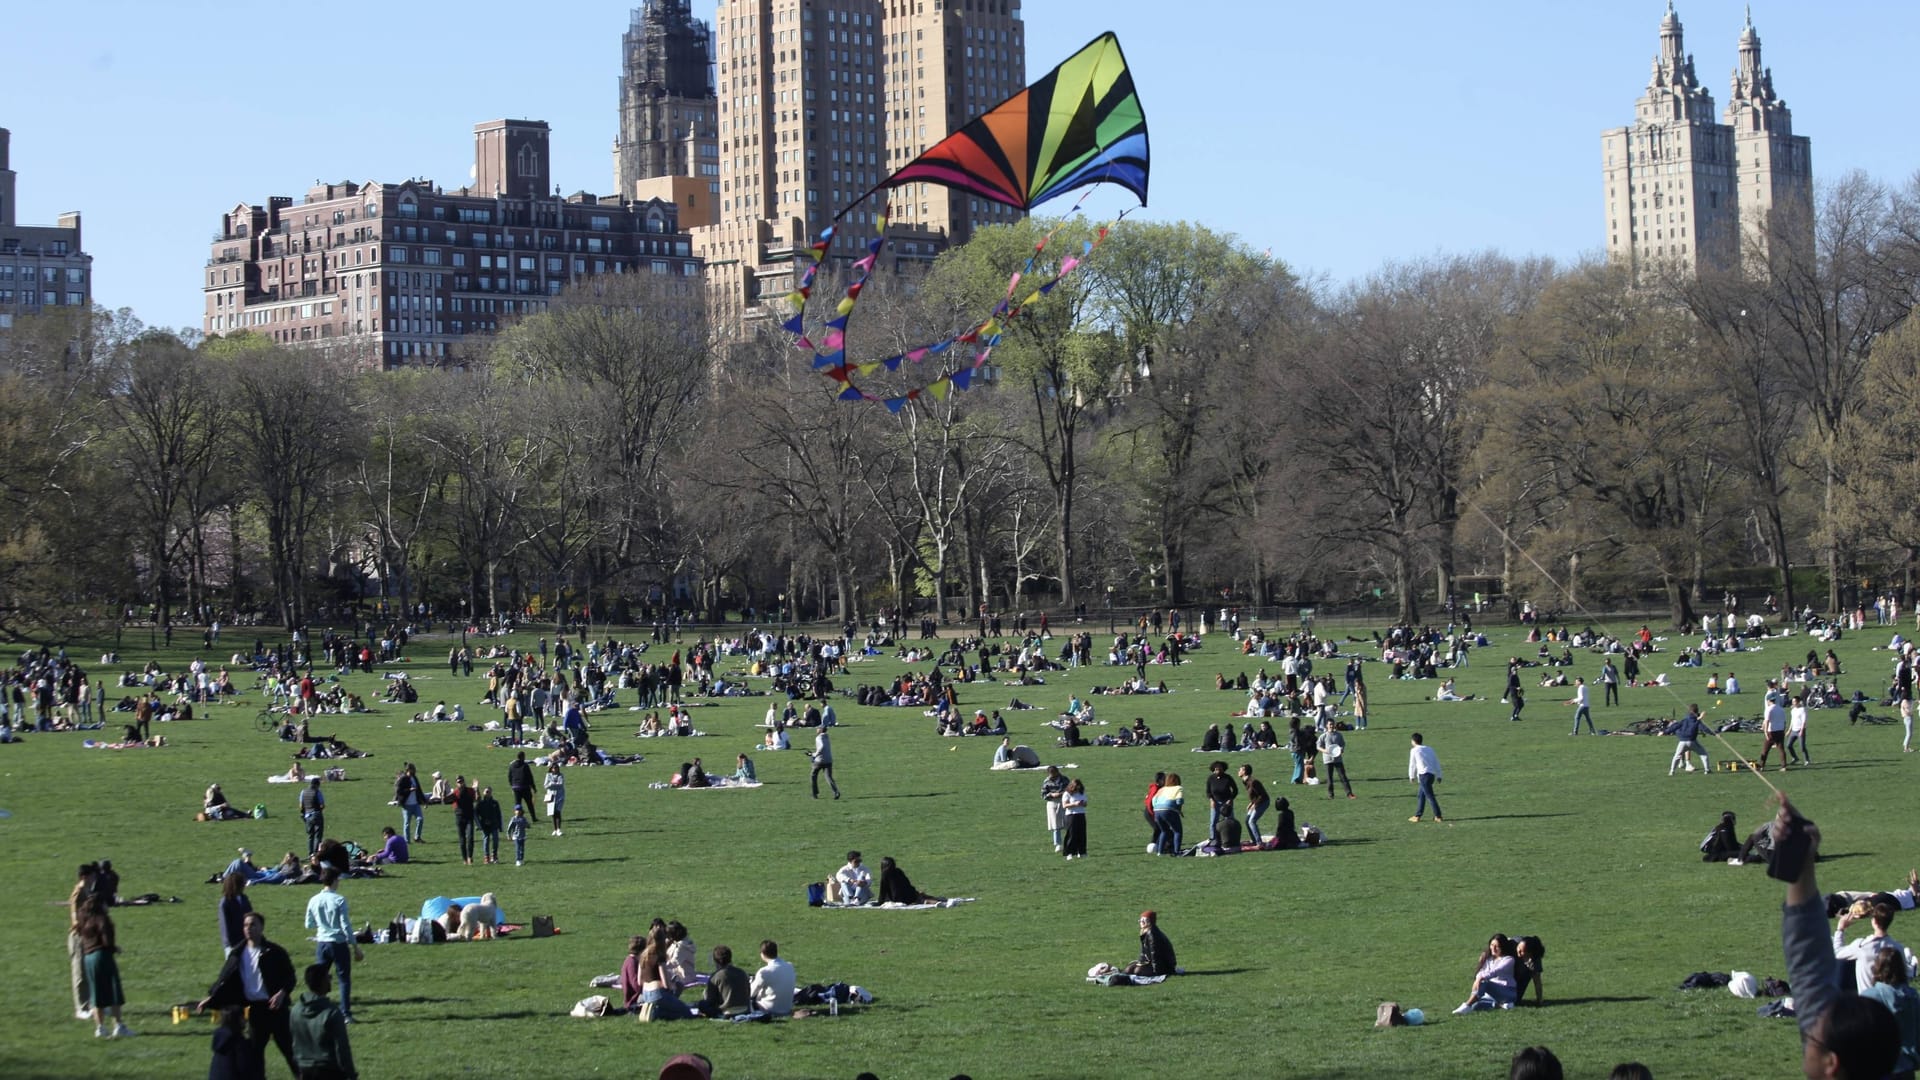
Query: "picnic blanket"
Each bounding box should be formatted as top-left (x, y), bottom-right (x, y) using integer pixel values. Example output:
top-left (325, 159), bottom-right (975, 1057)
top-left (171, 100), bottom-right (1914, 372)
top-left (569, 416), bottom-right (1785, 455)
top-left (821, 898), bottom-right (976, 910)
top-left (1085, 963), bottom-right (1169, 986)
top-left (649, 778), bottom-right (764, 790)
top-left (990, 761), bottom-right (1076, 771)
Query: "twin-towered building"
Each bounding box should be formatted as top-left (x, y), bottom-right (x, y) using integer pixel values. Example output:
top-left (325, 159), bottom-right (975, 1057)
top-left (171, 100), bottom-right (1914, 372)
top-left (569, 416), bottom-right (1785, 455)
top-left (1602, 4), bottom-right (1812, 276)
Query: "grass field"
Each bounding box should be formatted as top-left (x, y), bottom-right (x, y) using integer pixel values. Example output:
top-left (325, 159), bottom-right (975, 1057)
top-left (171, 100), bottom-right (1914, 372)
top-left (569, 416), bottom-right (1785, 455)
top-left (0, 615), bottom-right (1910, 1079)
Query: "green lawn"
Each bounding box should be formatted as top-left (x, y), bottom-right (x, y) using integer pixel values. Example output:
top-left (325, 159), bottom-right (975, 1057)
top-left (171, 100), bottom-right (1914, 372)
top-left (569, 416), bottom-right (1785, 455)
top-left (0, 616), bottom-right (1908, 1079)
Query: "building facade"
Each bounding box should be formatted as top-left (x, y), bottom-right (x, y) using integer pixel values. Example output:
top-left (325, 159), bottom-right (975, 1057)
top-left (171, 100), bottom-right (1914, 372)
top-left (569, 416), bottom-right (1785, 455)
top-left (0, 128), bottom-right (93, 330)
top-left (1602, 5), bottom-right (1811, 277)
top-left (204, 120), bottom-right (702, 368)
top-left (654, 0), bottom-right (1023, 335)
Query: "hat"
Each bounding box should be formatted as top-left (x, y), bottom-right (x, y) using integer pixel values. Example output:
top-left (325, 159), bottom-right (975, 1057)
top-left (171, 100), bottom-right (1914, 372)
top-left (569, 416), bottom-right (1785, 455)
top-left (237, 848), bottom-right (252, 858)
top-left (658, 1054), bottom-right (712, 1080)
top-left (432, 771), bottom-right (443, 778)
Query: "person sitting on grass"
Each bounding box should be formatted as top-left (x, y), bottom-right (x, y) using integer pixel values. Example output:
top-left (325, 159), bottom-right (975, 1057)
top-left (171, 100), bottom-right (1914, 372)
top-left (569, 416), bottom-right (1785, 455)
top-left (876, 857), bottom-right (945, 905)
top-left (834, 852), bottom-right (872, 905)
top-left (1454, 933), bottom-right (1520, 1013)
top-left (1124, 911), bottom-right (1176, 978)
top-left (1701, 811), bottom-right (1743, 862)
top-left (701, 945), bottom-right (753, 1019)
top-left (1512, 935), bottom-right (1547, 1005)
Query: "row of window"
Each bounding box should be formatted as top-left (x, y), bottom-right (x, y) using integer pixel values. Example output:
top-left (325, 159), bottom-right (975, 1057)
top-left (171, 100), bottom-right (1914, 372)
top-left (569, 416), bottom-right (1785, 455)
top-left (0, 265), bottom-right (84, 284)
top-left (0, 289), bottom-right (85, 306)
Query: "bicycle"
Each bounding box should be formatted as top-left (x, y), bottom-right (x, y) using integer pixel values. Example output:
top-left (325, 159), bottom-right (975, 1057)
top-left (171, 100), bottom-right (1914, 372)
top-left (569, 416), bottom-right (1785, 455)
top-left (255, 708), bottom-right (284, 734)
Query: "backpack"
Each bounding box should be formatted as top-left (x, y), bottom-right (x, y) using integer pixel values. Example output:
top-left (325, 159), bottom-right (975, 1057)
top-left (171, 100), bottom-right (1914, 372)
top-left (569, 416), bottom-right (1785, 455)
top-left (252, 804), bottom-right (269, 819)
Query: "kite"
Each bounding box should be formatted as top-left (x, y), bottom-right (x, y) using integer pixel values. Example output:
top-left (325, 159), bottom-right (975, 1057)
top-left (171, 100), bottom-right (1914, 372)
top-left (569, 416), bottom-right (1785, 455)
top-left (782, 31), bottom-right (1149, 409)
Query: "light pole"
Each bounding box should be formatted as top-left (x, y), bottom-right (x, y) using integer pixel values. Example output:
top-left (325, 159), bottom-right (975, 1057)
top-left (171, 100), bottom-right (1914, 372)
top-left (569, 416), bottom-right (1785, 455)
top-left (1106, 586), bottom-right (1115, 635)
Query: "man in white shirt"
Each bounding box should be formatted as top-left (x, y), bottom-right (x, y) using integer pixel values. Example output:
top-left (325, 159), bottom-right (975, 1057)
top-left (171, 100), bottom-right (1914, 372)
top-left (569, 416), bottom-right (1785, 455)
top-left (1407, 733), bottom-right (1443, 823)
top-left (749, 940), bottom-right (796, 1016)
top-left (198, 912), bottom-right (298, 1076)
top-left (1567, 678), bottom-right (1595, 735)
top-left (1832, 900), bottom-right (1920, 994)
top-left (834, 851), bottom-right (872, 905)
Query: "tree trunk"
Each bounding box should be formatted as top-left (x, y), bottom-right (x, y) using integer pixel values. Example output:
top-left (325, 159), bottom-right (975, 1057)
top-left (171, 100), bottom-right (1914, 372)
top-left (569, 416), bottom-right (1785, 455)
top-left (1664, 575), bottom-right (1698, 631)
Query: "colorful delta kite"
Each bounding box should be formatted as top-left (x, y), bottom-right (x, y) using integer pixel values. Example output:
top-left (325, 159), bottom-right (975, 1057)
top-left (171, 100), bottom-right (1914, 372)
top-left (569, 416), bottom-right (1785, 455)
top-left (783, 31), bottom-right (1149, 410)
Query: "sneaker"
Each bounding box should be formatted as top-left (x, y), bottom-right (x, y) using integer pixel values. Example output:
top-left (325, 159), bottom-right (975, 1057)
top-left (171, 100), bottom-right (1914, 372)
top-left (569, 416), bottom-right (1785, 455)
top-left (111, 1025), bottom-right (134, 1038)
top-left (341, 1014), bottom-right (354, 1025)
top-left (76, 1009), bottom-right (92, 1020)
top-left (1054, 844), bottom-right (1063, 853)
top-left (94, 1025), bottom-right (107, 1038)
top-left (1409, 816), bottom-right (1422, 823)
top-left (1348, 793), bottom-right (1357, 799)
top-left (1451, 1003), bottom-right (1473, 1016)
top-left (1434, 816), bottom-right (1444, 823)
top-left (515, 860), bottom-right (524, 867)
top-left (1146, 843), bottom-right (1158, 854)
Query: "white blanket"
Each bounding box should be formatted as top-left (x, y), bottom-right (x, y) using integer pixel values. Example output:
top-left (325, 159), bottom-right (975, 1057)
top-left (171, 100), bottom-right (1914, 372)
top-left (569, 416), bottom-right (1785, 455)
top-left (822, 898), bottom-right (975, 910)
top-left (990, 761), bottom-right (1076, 771)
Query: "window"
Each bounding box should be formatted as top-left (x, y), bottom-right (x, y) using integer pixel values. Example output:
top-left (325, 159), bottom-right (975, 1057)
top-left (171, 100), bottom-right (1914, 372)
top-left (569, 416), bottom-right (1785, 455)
top-left (390, 247), bottom-right (408, 263)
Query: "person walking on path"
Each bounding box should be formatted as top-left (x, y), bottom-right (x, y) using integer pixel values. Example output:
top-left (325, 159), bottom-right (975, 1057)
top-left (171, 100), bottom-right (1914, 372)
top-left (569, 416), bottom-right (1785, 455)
top-left (1669, 704), bottom-right (1712, 776)
top-left (506, 751), bottom-right (539, 822)
top-left (1568, 678), bottom-right (1596, 735)
top-left (1601, 659), bottom-right (1621, 707)
top-left (1319, 720), bottom-right (1355, 799)
top-left (197, 911), bottom-right (297, 1078)
top-left (811, 727), bottom-right (841, 799)
top-left (302, 869), bottom-right (362, 1024)
top-left (1408, 733), bottom-right (1444, 823)
top-left (298, 778), bottom-right (325, 855)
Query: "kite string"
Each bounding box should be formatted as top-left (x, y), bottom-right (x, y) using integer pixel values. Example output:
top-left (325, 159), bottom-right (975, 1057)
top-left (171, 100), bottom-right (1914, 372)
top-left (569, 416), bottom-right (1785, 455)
top-left (1460, 498), bottom-right (1784, 797)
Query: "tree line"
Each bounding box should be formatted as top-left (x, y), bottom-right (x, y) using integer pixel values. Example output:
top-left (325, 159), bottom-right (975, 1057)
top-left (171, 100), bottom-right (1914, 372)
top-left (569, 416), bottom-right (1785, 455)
top-left (3, 169), bottom-right (1918, 639)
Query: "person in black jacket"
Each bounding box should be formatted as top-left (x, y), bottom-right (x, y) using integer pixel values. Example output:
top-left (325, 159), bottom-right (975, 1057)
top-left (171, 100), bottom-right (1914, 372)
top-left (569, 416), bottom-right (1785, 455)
top-left (1204, 761), bottom-right (1237, 846)
top-left (506, 751), bottom-right (539, 822)
top-left (198, 912), bottom-right (297, 1078)
top-left (1126, 911), bottom-right (1176, 978)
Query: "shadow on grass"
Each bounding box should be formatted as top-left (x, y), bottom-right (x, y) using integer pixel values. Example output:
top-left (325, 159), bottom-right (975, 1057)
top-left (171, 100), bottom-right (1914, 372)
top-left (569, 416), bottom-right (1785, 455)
top-left (1180, 967), bottom-right (1255, 976)
top-left (1318, 838), bottom-right (1378, 848)
top-left (535, 857), bottom-right (631, 865)
top-left (1532, 995), bottom-right (1653, 1006)
top-left (1446, 813), bottom-right (1576, 823)
top-left (854, 792), bottom-right (956, 800)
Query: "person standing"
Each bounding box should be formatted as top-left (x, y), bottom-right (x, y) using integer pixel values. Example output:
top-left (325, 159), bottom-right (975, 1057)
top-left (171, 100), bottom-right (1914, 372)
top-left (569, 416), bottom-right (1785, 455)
top-left (394, 763), bottom-right (425, 843)
top-left (451, 777), bottom-right (477, 865)
top-left (1508, 685), bottom-right (1526, 723)
top-left (290, 963), bottom-right (357, 1080)
top-left (476, 786), bottom-right (503, 865)
top-left (503, 690), bottom-right (524, 746)
top-left (1142, 772), bottom-right (1165, 853)
top-left (544, 762), bottom-right (567, 836)
top-left (1601, 658), bottom-right (1621, 707)
top-left (1352, 676), bottom-right (1369, 731)
top-left (1758, 680), bottom-right (1791, 770)
top-left (1669, 704), bottom-right (1712, 776)
top-left (1786, 693), bottom-right (1813, 766)
top-left (1503, 658), bottom-right (1522, 704)
top-left (1204, 761), bottom-right (1237, 846)
top-left (297, 779), bottom-right (325, 855)
top-left (76, 896), bottom-right (132, 1037)
top-left (1061, 779), bottom-right (1088, 859)
top-left (67, 864), bottom-right (97, 1021)
top-left (507, 806), bottom-right (529, 866)
top-left (810, 727), bottom-right (840, 800)
top-left (1287, 718), bottom-right (1312, 784)
top-left (1568, 678), bottom-right (1595, 735)
top-left (1151, 772), bottom-right (1185, 855)
top-left (197, 911), bottom-right (297, 1078)
top-left (302, 869), bottom-right (362, 1024)
top-left (1319, 720), bottom-right (1355, 799)
top-left (1237, 765), bottom-right (1270, 846)
top-left (506, 751), bottom-right (539, 822)
top-left (1040, 766), bottom-right (1068, 852)
top-left (218, 870), bottom-right (254, 958)
top-left (1408, 733), bottom-right (1444, 823)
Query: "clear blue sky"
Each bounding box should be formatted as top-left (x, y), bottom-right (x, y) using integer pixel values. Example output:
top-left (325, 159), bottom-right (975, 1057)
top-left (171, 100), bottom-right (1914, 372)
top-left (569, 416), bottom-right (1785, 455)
top-left (3, 1), bottom-right (1913, 332)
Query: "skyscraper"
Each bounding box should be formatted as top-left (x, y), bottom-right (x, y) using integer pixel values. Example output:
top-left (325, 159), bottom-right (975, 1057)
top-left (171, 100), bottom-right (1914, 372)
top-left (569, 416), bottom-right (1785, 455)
top-left (1601, 4), bottom-right (1810, 277)
top-left (684, 0), bottom-right (1024, 336)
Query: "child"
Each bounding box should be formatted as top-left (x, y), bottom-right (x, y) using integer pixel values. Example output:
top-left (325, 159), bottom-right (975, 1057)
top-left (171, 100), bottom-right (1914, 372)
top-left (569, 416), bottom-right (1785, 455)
top-left (507, 806), bottom-right (529, 867)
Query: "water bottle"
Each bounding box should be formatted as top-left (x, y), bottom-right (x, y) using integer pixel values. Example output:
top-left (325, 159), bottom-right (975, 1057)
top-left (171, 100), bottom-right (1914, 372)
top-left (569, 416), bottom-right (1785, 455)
top-left (829, 993), bottom-right (839, 1017)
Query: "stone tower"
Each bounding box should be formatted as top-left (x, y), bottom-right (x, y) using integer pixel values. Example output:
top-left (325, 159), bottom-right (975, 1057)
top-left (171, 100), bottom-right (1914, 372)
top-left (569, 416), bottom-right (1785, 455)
top-left (613, 1), bottom-right (716, 196)
top-left (1722, 6), bottom-right (1813, 268)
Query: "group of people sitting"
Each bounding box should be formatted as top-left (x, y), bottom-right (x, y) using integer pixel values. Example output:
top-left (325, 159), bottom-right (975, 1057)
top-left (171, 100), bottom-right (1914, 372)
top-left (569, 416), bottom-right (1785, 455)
top-left (635, 708), bottom-right (697, 737)
top-left (826, 851), bottom-right (944, 906)
top-left (1198, 721), bottom-right (1281, 752)
top-left (1453, 933), bottom-right (1548, 1013)
top-left (668, 754), bottom-right (757, 787)
top-left (617, 919), bottom-right (801, 1020)
top-left (936, 709), bottom-right (1008, 737)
